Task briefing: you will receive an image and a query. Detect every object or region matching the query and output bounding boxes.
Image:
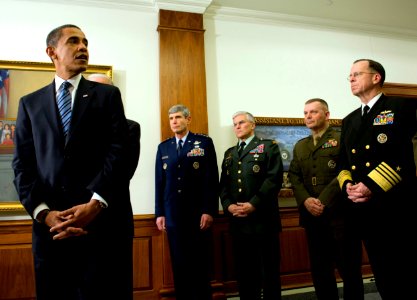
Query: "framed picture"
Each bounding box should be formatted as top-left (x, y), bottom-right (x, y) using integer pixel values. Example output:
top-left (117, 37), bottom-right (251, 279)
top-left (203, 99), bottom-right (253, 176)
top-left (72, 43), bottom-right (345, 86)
top-left (254, 117), bottom-right (342, 207)
top-left (0, 60), bottom-right (113, 213)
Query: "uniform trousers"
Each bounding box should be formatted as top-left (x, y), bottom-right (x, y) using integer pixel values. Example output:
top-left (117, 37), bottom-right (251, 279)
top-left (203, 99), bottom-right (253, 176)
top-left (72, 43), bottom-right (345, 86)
top-left (231, 231), bottom-right (281, 300)
top-left (305, 217), bottom-right (364, 300)
top-left (166, 226), bottom-right (212, 300)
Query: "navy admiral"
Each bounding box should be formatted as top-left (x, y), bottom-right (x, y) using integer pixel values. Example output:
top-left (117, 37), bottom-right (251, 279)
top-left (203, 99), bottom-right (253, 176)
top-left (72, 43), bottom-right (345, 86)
top-left (219, 111), bottom-right (283, 300)
top-left (338, 59), bottom-right (417, 299)
top-left (289, 98), bottom-right (364, 300)
top-left (155, 104), bottom-right (219, 300)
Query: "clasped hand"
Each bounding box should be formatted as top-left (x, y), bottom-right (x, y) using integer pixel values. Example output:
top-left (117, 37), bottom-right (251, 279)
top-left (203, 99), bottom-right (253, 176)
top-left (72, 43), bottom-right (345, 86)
top-left (229, 202), bottom-right (255, 217)
top-left (47, 199), bottom-right (103, 240)
top-left (346, 182), bottom-right (372, 203)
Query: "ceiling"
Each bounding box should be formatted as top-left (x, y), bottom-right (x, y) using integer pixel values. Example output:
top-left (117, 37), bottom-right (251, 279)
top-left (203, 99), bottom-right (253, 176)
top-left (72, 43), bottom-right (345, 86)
top-left (31, 0), bottom-right (417, 39)
top-left (208, 0), bottom-right (417, 39)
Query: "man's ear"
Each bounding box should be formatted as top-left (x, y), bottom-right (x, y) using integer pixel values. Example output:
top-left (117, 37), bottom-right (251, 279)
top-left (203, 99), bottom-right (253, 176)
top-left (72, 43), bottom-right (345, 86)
top-left (46, 46), bottom-right (56, 60)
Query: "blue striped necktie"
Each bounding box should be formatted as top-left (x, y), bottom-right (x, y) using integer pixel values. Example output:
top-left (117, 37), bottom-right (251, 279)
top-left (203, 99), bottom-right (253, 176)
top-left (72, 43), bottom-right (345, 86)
top-left (57, 81), bottom-right (72, 136)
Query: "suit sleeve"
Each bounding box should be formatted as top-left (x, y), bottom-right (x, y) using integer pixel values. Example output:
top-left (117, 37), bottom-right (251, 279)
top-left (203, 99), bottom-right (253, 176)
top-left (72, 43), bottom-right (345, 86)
top-left (12, 97), bottom-right (44, 216)
top-left (154, 145), bottom-right (165, 217)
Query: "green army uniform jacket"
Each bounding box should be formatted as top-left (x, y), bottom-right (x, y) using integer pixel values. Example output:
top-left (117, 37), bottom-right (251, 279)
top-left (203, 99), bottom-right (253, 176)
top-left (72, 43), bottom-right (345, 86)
top-left (219, 136), bottom-right (283, 234)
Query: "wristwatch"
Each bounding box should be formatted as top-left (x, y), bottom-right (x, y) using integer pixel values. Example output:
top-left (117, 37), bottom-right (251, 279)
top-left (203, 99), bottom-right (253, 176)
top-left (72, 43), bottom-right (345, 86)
top-left (36, 209), bottom-right (51, 224)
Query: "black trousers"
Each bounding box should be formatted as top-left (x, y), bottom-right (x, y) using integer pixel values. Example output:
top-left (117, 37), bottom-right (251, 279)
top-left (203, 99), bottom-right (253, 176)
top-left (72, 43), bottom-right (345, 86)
top-left (345, 201), bottom-right (416, 300)
top-left (231, 231), bottom-right (281, 300)
top-left (305, 218), bottom-right (364, 300)
top-left (33, 228), bottom-right (133, 300)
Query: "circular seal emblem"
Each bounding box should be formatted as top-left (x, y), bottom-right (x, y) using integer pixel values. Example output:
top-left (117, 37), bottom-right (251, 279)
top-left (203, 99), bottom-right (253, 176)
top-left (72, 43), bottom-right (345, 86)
top-left (377, 133), bottom-right (388, 144)
top-left (193, 162), bottom-right (200, 169)
top-left (328, 159), bottom-right (336, 169)
top-left (163, 163), bottom-right (167, 170)
top-left (253, 165), bottom-right (260, 173)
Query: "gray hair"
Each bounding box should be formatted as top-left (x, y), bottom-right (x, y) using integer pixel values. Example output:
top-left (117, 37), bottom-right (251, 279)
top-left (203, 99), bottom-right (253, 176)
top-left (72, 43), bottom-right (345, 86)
top-left (168, 104), bottom-right (190, 118)
top-left (232, 111), bottom-right (255, 123)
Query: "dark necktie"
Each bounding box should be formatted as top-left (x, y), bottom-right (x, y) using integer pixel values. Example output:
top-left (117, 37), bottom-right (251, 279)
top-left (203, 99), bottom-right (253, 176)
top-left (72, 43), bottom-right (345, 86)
top-left (177, 139), bottom-right (183, 156)
top-left (238, 141), bottom-right (246, 157)
top-left (57, 81), bottom-right (72, 136)
top-left (363, 105), bottom-right (370, 116)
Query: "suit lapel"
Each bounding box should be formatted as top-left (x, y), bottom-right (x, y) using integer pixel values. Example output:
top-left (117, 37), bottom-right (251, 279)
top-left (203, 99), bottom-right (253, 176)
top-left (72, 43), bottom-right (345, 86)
top-left (241, 137), bottom-right (260, 158)
top-left (41, 81), bottom-right (63, 141)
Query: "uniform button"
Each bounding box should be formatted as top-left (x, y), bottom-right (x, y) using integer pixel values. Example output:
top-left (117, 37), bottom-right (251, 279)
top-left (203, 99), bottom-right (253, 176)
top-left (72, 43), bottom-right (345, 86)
top-left (177, 165), bottom-right (181, 168)
top-left (178, 177), bottom-right (181, 180)
top-left (238, 170), bottom-right (241, 174)
top-left (238, 188), bottom-right (242, 192)
top-left (366, 162), bottom-right (370, 167)
top-left (238, 161), bottom-right (242, 165)
top-left (352, 149), bottom-right (356, 154)
top-left (351, 165), bottom-right (356, 170)
top-left (365, 145), bottom-right (370, 149)
top-left (238, 179), bottom-right (241, 183)
top-left (178, 190), bottom-right (181, 193)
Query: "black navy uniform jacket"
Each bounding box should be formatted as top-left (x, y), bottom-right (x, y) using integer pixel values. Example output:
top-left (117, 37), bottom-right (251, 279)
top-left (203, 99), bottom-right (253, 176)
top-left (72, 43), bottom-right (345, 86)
top-left (219, 136), bottom-right (283, 234)
top-left (155, 132), bottom-right (219, 228)
top-left (289, 127), bottom-right (342, 227)
top-left (338, 95), bottom-right (417, 203)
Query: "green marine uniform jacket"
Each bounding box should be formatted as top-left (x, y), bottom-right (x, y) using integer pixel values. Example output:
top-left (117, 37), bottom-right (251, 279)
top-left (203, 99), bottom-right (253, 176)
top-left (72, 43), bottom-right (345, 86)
top-left (288, 127), bottom-right (342, 227)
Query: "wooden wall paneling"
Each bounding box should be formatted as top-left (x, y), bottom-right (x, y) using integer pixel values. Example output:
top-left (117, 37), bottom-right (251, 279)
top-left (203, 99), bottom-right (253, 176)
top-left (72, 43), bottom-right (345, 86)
top-left (158, 9), bottom-right (208, 141)
top-left (383, 82), bottom-right (417, 97)
top-left (0, 220), bottom-right (35, 300)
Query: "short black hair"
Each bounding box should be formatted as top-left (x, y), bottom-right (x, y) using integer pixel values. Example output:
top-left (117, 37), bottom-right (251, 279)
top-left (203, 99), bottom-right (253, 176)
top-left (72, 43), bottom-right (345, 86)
top-left (46, 24), bottom-right (81, 47)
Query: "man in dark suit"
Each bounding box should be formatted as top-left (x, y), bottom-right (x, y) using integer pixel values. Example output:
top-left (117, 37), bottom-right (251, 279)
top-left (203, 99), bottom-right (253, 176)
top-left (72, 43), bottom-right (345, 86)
top-left (339, 59), bottom-right (417, 299)
top-left (155, 104), bottom-right (219, 300)
top-left (289, 98), bottom-right (364, 300)
top-left (86, 73), bottom-right (141, 180)
top-left (219, 111), bottom-right (283, 300)
top-left (12, 24), bottom-right (133, 300)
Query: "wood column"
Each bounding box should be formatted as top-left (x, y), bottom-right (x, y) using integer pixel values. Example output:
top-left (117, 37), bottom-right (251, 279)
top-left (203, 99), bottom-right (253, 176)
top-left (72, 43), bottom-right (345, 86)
top-left (158, 9), bottom-right (208, 141)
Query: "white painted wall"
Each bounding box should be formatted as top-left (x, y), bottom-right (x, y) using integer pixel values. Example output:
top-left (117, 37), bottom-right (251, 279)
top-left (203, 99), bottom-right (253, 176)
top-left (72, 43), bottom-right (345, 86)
top-left (205, 17), bottom-right (417, 172)
top-left (2, 1), bottom-right (417, 217)
top-left (1, 0), bottom-right (159, 217)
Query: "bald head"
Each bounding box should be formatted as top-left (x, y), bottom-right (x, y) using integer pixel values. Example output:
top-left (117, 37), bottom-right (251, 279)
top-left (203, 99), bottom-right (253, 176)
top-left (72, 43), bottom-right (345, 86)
top-left (87, 73), bottom-right (113, 85)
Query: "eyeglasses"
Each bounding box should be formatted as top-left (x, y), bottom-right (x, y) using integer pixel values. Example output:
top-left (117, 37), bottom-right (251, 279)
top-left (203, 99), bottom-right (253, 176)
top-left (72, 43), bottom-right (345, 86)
top-left (347, 72), bottom-right (376, 81)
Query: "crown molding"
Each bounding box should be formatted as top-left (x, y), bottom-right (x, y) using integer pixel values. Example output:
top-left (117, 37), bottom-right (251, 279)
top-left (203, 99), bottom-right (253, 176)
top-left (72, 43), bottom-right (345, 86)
top-left (155, 0), bottom-right (212, 14)
top-left (205, 5), bottom-right (417, 41)
top-left (32, 0), bottom-right (212, 13)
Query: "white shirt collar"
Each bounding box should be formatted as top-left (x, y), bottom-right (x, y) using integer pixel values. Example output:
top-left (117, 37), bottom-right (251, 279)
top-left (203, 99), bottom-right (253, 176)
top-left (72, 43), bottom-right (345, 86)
top-left (362, 92), bottom-right (382, 111)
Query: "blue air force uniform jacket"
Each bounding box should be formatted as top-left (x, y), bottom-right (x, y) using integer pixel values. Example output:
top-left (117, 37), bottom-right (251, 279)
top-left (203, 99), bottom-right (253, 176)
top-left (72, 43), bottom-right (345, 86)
top-left (338, 95), bottom-right (417, 204)
top-left (219, 136), bottom-right (283, 234)
top-left (155, 132), bottom-right (219, 228)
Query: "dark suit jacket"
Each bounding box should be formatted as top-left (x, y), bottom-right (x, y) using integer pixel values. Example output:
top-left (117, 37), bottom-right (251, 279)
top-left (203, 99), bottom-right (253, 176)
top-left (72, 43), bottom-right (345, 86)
top-left (126, 119), bottom-right (140, 180)
top-left (288, 127), bottom-right (343, 227)
top-left (13, 77), bottom-right (133, 240)
top-left (155, 132), bottom-right (219, 228)
top-left (219, 136), bottom-right (283, 234)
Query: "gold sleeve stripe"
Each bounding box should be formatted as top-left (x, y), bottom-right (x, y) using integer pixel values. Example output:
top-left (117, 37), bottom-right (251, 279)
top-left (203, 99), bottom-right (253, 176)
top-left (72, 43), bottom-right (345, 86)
top-left (368, 162), bottom-right (402, 192)
top-left (337, 170), bottom-right (352, 189)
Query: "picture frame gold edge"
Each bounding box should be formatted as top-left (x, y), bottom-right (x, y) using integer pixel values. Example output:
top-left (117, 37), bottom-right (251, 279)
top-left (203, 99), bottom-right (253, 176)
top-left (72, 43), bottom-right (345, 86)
top-left (0, 59), bottom-right (113, 78)
top-left (0, 202), bottom-right (25, 212)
